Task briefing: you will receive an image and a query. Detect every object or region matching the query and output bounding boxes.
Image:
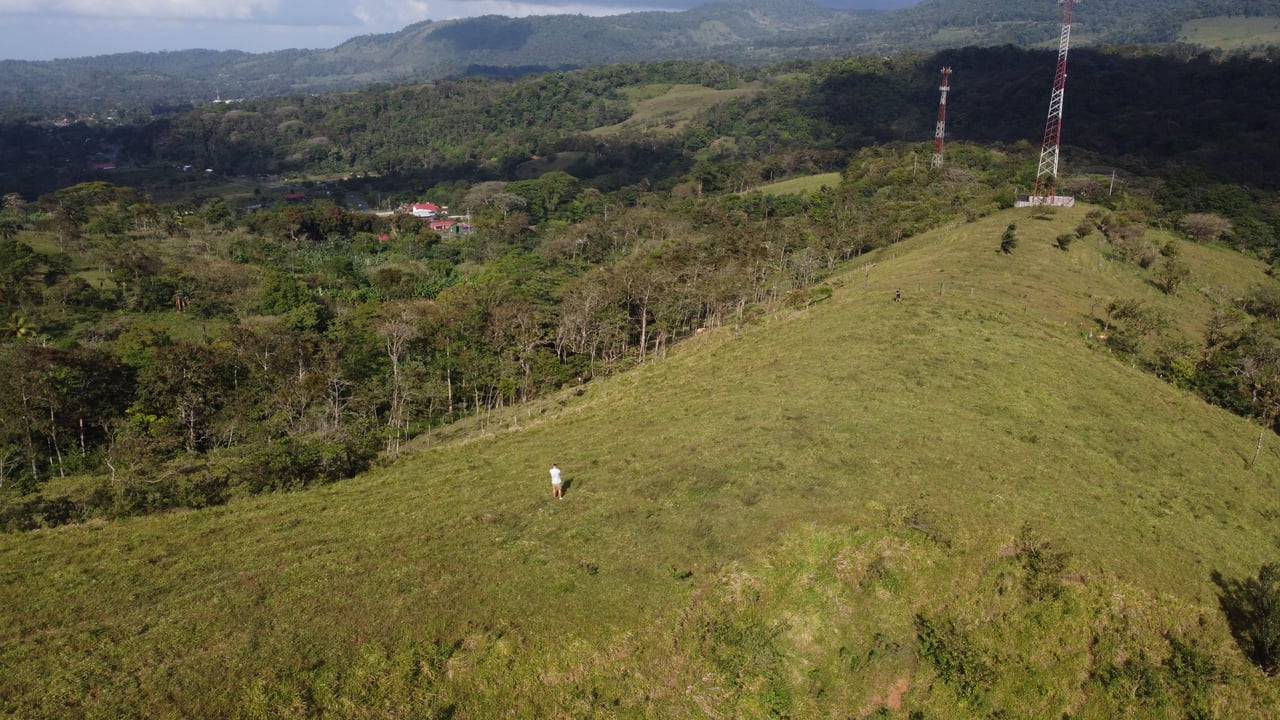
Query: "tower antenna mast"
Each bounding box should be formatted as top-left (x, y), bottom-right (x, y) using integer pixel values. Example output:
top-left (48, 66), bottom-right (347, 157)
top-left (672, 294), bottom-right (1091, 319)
top-left (931, 66), bottom-right (953, 169)
top-left (1033, 0), bottom-right (1078, 202)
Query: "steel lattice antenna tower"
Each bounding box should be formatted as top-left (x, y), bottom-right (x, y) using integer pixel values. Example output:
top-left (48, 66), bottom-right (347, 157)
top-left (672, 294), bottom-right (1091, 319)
top-left (1033, 0), bottom-right (1078, 199)
top-left (931, 66), bottom-right (953, 169)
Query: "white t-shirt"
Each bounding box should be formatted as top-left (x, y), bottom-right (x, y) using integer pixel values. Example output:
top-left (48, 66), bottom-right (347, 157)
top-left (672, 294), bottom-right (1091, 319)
top-left (550, 466), bottom-right (562, 484)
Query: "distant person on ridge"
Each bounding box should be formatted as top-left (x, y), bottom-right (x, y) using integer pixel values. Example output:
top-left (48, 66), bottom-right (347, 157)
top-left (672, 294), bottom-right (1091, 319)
top-left (550, 464), bottom-right (563, 500)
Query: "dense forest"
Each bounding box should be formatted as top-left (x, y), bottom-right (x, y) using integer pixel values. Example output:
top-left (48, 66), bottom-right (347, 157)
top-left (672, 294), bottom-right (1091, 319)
top-left (0, 139), bottom-right (1021, 528)
top-left (2, 0), bottom-right (1280, 119)
top-left (6, 46), bottom-right (1280, 194)
top-left (2, 47), bottom-right (1280, 535)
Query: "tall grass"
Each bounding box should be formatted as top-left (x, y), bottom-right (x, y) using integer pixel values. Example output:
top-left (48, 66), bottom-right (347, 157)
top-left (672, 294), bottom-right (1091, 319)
top-left (748, 172), bottom-right (842, 196)
top-left (3, 205), bottom-right (1280, 716)
top-left (589, 82), bottom-right (764, 137)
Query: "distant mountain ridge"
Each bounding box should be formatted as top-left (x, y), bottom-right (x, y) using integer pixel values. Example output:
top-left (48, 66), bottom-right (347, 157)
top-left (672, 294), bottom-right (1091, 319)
top-left (0, 0), bottom-right (1277, 119)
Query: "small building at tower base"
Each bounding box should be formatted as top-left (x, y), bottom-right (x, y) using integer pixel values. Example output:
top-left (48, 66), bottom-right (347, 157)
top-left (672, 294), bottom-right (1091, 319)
top-left (1015, 195), bottom-right (1075, 208)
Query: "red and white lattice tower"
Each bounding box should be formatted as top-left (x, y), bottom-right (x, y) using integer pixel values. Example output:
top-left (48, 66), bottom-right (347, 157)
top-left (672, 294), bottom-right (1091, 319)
top-left (1033, 0), bottom-right (1078, 200)
top-left (931, 66), bottom-right (953, 169)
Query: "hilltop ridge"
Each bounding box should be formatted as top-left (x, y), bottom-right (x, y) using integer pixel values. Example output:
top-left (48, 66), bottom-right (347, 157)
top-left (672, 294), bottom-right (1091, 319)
top-left (4, 203), bottom-right (1280, 715)
top-left (4, 0), bottom-right (1280, 118)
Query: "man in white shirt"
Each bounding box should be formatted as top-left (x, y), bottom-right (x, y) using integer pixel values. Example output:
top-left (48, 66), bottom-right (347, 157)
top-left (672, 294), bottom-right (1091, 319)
top-left (550, 464), bottom-right (563, 500)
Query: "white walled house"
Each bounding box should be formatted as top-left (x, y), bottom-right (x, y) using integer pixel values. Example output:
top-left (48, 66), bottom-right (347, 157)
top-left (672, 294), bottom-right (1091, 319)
top-left (408, 202), bottom-right (443, 218)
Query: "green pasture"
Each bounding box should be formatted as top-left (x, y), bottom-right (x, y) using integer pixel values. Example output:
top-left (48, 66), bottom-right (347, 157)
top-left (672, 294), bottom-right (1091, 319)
top-left (589, 82), bottom-right (764, 137)
top-left (3, 205), bottom-right (1280, 716)
top-left (749, 172), bottom-right (842, 196)
top-left (1179, 16), bottom-right (1280, 49)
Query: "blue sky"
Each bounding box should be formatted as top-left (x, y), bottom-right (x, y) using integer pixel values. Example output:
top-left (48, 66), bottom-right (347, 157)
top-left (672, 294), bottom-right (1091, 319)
top-left (0, 0), bottom-right (919, 62)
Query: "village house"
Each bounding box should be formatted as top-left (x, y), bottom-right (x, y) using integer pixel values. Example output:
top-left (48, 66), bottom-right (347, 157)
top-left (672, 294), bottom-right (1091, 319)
top-left (408, 202), bottom-right (443, 218)
top-left (429, 219), bottom-right (473, 235)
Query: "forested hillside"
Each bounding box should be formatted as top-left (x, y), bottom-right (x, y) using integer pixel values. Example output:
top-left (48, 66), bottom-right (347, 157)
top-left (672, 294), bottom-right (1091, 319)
top-left (6, 46), bottom-right (1280, 196)
top-left (0, 138), bottom-right (1028, 528)
top-left (5, 24), bottom-right (1280, 715)
top-left (3, 50), bottom-right (1280, 529)
top-left (7, 195), bottom-right (1280, 716)
top-left (2, 0), bottom-right (1279, 119)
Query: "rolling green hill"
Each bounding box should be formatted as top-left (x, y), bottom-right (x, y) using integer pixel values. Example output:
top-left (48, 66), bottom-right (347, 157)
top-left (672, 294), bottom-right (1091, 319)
top-left (587, 81), bottom-right (768, 138)
top-left (5, 0), bottom-right (1280, 120)
top-left (4, 204), bottom-right (1280, 716)
top-left (15, 44), bottom-right (1280, 201)
top-left (1179, 15), bottom-right (1280, 49)
top-left (751, 171), bottom-right (843, 194)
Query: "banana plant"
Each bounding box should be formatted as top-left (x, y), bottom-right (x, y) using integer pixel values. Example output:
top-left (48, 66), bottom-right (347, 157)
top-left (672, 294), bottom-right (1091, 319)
top-left (3, 312), bottom-right (35, 339)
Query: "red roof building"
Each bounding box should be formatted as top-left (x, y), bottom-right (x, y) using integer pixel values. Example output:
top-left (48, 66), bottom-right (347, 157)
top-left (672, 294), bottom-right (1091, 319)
top-left (429, 220), bottom-right (472, 235)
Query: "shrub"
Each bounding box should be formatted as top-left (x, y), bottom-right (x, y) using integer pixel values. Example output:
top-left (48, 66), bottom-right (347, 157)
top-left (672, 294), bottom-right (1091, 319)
top-left (696, 608), bottom-right (792, 715)
top-left (1055, 232), bottom-right (1074, 251)
top-left (1015, 523), bottom-right (1072, 601)
top-left (915, 613), bottom-right (993, 703)
top-left (783, 284), bottom-right (833, 309)
top-left (1104, 298), bottom-right (1169, 355)
top-left (1181, 213), bottom-right (1233, 243)
top-left (999, 223), bottom-right (1018, 254)
top-left (1154, 257), bottom-right (1191, 295)
top-left (1213, 562), bottom-right (1280, 674)
top-left (1109, 228), bottom-right (1160, 267)
top-left (0, 494), bottom-right (81, 532)
top-left (1091, 633), bottom-right (1224, 715)
top-left (1239, 284), bottom-right (1280, 321)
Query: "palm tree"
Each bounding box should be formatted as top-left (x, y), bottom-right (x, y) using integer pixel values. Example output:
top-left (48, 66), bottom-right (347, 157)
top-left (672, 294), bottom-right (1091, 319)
top-left (3, 312), bottom-right (35, 339)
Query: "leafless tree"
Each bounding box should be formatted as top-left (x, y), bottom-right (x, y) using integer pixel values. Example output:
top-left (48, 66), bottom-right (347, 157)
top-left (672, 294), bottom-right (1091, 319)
top-left (1180, 213), bottom-right (1233, 243)
top-left (378, 315), bottom-right (419, 457)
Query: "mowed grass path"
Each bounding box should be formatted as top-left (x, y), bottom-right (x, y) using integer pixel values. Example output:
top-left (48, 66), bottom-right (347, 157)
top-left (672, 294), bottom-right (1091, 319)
top-left (3, 206), bottom-right (1280, 715)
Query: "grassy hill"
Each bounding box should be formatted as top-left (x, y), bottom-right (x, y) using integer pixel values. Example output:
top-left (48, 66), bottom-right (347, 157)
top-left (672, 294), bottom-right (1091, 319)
top-left (751, 171), bottom-right (843, 194)
top-left (1178, 15), bottom-right (1280, 49)
top-left (4, 204), bottom-right (1280, 717)
top-left (588, 82), bottom-right (767, 138)
top-left (8, 0), bottom-right (1280, 120)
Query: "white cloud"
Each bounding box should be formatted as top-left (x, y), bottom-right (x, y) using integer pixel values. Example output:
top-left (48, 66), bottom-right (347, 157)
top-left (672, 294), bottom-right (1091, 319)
top-left (0, 0), bottom-right (686, 59)
top-left (0, 1), bottom-right (280, 19)
top-left (423, 0), bottom-right (658, 21)
top-left (353, 1), bottom-right (431, 27)
top-left (0, 0), bottom-right (665, 29)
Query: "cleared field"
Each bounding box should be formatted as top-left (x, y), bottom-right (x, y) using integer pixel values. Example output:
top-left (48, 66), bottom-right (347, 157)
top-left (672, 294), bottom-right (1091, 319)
top-left (589, 81), bottom-right (764, 137)
top-left (1179, 15), bottom-right (1280, 49)
top-left (750, 171), bottom-right (842, 195)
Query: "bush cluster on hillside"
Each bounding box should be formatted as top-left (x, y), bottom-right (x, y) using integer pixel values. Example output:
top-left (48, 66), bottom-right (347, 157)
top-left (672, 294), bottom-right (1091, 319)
top-left (0, 140), bottom-right (1026, 528)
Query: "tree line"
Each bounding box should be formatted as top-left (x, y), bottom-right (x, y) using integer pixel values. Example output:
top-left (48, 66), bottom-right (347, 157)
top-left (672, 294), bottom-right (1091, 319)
top-left (6, 47), bottom-right (1280, 220)
top-left (4, 0), bottom-right (1277, 121)
top-left (0, 142), bottom-right (1025, 528)
top-left (3, 46), bottom-right (1280, 529)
